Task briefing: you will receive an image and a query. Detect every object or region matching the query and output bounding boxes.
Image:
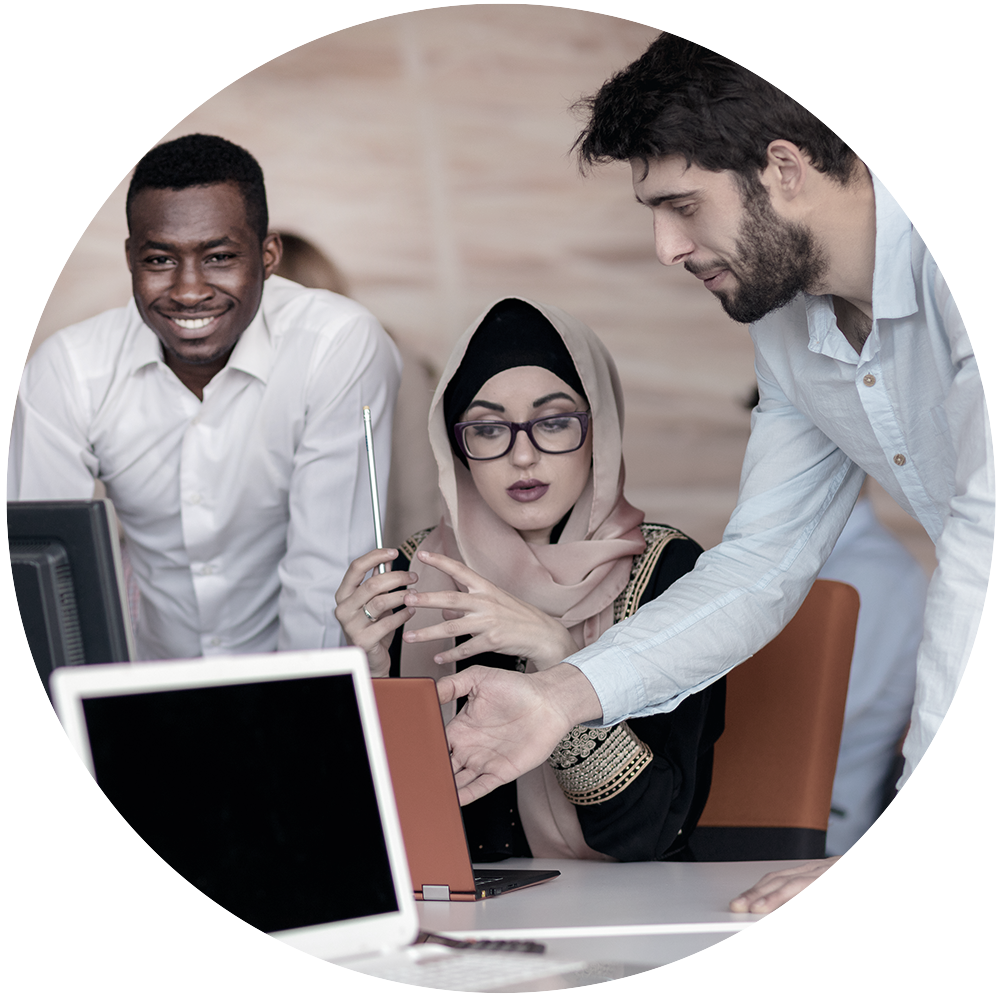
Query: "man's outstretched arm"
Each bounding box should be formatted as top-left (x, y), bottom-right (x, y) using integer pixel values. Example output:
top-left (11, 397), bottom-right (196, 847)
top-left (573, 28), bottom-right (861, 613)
top-left (437, 662), bottom-right (602, 805)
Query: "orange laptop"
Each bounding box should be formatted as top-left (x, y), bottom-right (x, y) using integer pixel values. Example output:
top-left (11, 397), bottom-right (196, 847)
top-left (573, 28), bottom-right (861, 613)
top-left (373, 677), bottom-right (559, 901)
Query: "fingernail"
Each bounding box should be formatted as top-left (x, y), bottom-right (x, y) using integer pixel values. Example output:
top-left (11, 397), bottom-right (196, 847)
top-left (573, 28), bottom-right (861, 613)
top-left (408, 573), bottom-right (417, 582)
top-left (402, 632), bottom-right (414, 642)
top-left (433, 655), bottom-right (443, 664)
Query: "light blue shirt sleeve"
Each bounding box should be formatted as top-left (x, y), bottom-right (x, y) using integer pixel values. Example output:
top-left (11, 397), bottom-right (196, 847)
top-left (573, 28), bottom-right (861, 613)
top-left (567, 355), bottom-right (865, 725)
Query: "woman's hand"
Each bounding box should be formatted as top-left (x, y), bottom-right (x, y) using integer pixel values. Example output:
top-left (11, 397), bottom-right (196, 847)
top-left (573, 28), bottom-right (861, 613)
top-left (334, 548), bottom-right (417, 676)
top-left (400, 550), bottom-right (579, 668)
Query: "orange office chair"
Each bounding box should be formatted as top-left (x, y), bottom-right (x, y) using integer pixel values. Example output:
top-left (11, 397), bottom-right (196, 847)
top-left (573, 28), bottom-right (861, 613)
top-left (686, 579), bottom-right (859, 861)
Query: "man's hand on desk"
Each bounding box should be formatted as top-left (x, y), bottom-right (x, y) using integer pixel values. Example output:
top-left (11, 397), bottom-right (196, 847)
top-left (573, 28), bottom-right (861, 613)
top-left (728, 857), bottom-right (840, 913)
top-left (437, 662), bottom-right (602, 806)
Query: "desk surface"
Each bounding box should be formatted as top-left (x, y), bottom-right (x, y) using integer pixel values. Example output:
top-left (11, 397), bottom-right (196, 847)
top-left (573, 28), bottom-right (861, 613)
top-left (416, 856), bottom-right (773, 936)
top-left (414, 856), bottom-right (781, 984)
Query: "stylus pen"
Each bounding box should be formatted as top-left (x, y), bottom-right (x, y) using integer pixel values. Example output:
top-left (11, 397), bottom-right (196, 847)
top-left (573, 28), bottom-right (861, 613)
top-left (362, 405), bottom-right (386, 574)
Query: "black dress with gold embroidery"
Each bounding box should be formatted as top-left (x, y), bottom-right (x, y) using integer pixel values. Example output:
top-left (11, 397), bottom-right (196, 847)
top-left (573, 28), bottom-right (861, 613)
top-left (388, 523), bottom-right (726, 863)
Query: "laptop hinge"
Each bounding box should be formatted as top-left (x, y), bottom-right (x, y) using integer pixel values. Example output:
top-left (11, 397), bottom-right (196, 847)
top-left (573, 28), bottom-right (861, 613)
top-left (421, 884), bottom-right (450, 901)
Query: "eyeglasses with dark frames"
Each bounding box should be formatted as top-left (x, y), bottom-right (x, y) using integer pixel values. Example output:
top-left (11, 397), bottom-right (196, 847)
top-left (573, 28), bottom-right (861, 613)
top-left (453, 412), bottom-right (590, 461)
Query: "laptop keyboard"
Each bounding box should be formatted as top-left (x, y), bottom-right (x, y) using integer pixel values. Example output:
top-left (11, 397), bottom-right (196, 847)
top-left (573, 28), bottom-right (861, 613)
top-left (339, 944), bottom-right (585, 991)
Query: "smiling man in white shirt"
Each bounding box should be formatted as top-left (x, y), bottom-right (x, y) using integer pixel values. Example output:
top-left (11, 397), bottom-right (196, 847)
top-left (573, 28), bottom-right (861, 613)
top-left (436, 34), bottom-right (993, 911)
top-left (8, 134), bottom-right (401, 660)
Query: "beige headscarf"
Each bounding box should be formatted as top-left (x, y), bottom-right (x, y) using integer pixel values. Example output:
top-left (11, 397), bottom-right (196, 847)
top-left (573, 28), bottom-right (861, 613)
top-left (400, 296), bottom-right (646, 858)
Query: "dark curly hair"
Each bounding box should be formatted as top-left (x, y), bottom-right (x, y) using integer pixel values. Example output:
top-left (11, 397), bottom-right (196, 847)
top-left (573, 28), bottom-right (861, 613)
top-left (126, 134), bottom-right (268, 239)
top-left (573, 33), bottom-right (857, 190)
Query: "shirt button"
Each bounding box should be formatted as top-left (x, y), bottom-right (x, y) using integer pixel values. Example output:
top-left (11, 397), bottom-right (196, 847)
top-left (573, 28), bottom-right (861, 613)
top-left (209, 637), bottom-right (221, 647)
top-left (893, 453), bottom-right (907, 466)
top-left (187, 492), bottom-right (202, 505)
top-left (199, 564), bottom-right (215, 575)
top-left (862, 374), bottom-right (876, 387)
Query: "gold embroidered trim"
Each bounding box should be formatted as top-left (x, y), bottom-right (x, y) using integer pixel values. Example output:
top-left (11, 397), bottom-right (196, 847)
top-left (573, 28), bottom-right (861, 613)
top-left (399, 527), bottom-right (434, 562)
top-left (550, 722), bottom-right (654, 805)
top-left (613, 523), bottom-right (686, 623)
top-left (549, 524), bottom-right (687, 806)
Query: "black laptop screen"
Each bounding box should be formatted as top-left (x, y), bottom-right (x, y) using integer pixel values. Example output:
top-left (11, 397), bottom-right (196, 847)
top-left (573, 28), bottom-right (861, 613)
top-left (82, 672), bottom-right (398, 933)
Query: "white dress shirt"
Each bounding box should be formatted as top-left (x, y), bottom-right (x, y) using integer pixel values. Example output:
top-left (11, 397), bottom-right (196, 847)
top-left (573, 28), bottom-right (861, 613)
top-left (8, 276), bottom-right (401, 661)
top-left (819, 496), bottom-right (925, 854)
top-left (567, 177), bottom-right (993, 782)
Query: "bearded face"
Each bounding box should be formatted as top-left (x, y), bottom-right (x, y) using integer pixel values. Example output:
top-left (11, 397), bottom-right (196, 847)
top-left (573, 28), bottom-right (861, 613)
top-left (691, 182), bottom-right (829, 324)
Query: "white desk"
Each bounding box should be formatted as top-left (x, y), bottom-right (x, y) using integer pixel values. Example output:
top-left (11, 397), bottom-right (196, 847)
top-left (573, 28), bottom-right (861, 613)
top-left (415, 856), bottom-right (781, 987)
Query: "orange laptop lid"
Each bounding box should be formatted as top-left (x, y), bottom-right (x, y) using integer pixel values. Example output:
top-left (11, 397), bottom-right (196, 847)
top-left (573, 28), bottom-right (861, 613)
top-left (372, 677), bottom-right (480, 901)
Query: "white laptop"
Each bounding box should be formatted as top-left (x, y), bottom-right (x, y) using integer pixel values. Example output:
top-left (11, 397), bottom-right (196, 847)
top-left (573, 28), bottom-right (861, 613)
top-left (50, 649), bottom-right (585, 990)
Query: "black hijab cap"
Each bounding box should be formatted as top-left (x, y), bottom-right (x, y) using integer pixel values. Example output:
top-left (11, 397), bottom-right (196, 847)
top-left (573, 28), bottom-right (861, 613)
top-left (443, 299), bottom-right (587, 466)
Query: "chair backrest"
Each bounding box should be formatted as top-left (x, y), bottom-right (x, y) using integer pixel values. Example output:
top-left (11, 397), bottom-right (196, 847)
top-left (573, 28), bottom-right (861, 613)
top-left (689, 579), bottom-right (859, 861)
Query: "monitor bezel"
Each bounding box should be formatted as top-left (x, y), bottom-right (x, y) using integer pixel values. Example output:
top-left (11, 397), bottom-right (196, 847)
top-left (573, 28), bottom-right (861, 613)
top-left (8, 497), bottom-right (136, 667)
top-left (50, 648), bottom-right (418, 962)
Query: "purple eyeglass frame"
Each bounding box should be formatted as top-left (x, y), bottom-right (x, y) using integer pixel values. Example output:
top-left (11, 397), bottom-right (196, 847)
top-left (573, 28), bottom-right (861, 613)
top-left (452, 411), bottom-right (590, 461)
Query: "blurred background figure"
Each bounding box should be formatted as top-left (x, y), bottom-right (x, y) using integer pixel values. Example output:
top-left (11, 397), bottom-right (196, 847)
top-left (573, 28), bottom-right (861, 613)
top-left (820, 490), bottom-right (926, 855)
top-left (274, 233), bottom-right (441, 546)
top-left (743, 386), bottom-right (926, 855)
top-left (276, 233), bottom-right (352, 295)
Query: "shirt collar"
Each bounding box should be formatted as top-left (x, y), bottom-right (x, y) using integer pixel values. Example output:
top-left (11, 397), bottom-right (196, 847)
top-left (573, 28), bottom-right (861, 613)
top-left (803, 171), bottom-right (917, 362)
top-left (224, 301), bottom-right (273, 384)
top-left (125, 298), bottom-right (164, 375)
top-left (124, 296), bottom-right (274, 384)
top-left (868, 173), bottom-right (918, 322)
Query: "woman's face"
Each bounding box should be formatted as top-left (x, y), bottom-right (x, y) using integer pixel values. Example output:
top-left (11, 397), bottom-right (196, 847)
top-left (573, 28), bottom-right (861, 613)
top-left (461, 365), bottom-right (592, 545)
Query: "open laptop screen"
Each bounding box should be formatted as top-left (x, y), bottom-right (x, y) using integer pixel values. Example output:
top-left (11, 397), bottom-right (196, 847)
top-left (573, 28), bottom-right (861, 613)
top-left (81, 672), bottom-right (397, 933)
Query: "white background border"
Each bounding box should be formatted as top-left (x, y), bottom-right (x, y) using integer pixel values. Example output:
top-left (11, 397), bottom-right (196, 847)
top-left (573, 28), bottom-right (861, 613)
top-left (2, 3), bottom-right (996, 996)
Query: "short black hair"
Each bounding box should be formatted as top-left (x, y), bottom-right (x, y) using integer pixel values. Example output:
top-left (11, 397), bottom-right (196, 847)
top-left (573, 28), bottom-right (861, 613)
top-left (126, 134), bottom-right (269, 240)
top-left (574, 33), bottom-right (858, 189)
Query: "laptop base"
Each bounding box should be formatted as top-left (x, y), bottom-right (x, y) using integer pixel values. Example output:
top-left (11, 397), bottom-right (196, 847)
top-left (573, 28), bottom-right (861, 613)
top-left (417, 868), bottom-right (560, 901)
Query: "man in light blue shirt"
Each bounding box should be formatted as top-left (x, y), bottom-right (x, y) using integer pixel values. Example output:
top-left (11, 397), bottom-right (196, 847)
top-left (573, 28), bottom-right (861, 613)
top-left (437, 34), bottom-right (993, 911)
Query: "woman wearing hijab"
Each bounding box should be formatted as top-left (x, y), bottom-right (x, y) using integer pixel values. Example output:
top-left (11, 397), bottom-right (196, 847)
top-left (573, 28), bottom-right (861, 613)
top-left (335, 297), bottom-right (725, 863)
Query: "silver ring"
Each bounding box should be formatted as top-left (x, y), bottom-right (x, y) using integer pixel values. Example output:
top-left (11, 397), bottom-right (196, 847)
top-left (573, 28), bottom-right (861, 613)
top-left (362, 603), bottom-right (377, 622)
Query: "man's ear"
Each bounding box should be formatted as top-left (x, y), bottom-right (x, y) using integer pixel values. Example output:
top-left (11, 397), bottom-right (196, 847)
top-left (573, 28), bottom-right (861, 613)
top-left (262, 232), bottom-right (283, 278)
top-left (124, 237), bottom-right (133, 274)
top-left (759, 140), bottom-right (810, 204)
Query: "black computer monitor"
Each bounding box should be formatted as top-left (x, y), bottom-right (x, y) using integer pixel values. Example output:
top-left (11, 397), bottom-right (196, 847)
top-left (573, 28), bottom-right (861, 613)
top-left (8, 499), bottom-right (135, 699)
